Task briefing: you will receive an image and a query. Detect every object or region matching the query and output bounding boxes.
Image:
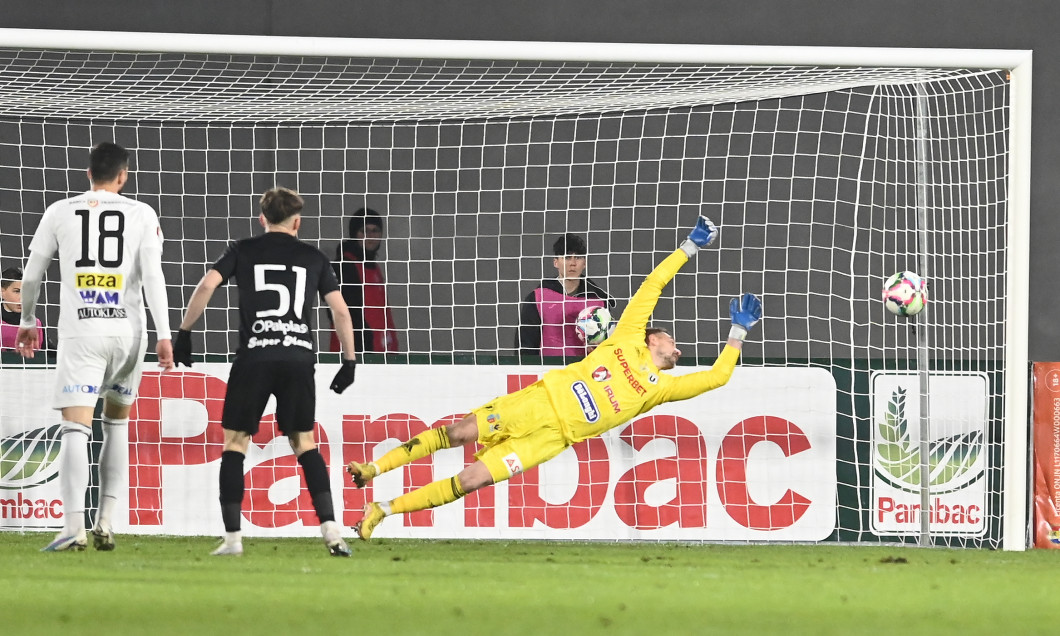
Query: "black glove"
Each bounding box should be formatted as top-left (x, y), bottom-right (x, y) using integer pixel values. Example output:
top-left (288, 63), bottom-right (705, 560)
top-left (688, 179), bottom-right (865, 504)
top-left (173, 329), bottom-right (194, 367)
top-left (330, 358), bottom-right (358, 394)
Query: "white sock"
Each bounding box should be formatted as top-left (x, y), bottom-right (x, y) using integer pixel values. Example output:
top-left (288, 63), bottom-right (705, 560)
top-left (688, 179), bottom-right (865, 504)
top-left (95, 416), bottom-right (129, 531)
top-left (225, 531), bottom-right (242, 545)
top-left (59, 422), bottom-right (91, 537)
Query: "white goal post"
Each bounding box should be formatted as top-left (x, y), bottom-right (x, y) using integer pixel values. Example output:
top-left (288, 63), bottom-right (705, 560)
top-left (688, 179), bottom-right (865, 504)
top-left (0, 28), bottom-right (1031, 549)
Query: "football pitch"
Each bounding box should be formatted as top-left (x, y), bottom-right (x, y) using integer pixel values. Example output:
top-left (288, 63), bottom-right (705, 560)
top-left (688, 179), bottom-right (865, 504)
top-left (2, 532), bottom-right (1056, 635)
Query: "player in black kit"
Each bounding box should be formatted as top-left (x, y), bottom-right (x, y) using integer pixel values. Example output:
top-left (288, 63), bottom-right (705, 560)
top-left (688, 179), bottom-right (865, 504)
top-left (173, 187), bottom-right (359, 557)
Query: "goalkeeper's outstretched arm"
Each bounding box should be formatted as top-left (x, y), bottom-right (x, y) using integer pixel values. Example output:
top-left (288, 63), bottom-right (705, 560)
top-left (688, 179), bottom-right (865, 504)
top-left (664, 291), bottom-right (763, 403)
top-left (611, 214), bottom-right (718, 340)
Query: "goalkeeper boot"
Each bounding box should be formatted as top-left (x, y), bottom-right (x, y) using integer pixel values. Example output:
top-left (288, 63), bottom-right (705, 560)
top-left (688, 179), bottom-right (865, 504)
top-left (210, 539), bottom-right (244, 556)
top-left (354, 502), bottom-right (385, 541)
top-left (91, 524), bottom-right (115, 551)
top-left (41, 532), bottom-right (87, 552)
top-left (321, 520), bottom-right (352, 557)
top-left (346, 461), bottom-right (378, 489)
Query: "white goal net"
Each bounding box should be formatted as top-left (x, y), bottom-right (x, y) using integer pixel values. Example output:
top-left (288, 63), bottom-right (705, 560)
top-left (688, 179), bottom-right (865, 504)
top-left (0, 32), bottom-right (1031, 549)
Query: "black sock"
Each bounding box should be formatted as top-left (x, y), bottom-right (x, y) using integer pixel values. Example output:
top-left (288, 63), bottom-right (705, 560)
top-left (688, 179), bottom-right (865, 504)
top-left (218, 450), bottom-right (245, 533)
top-left (297, 448), bottom-right (335, 524)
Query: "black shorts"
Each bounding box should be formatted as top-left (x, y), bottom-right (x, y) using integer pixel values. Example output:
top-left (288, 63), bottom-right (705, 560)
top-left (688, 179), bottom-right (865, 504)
top-left (221, 359), bottom-right (316, 436)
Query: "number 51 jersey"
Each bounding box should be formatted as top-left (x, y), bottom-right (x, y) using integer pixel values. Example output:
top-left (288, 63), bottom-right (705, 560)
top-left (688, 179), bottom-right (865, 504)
top-left (29, 189), bottom-right (165, 340)
top-left (211, 231), bottom-right (339, 363)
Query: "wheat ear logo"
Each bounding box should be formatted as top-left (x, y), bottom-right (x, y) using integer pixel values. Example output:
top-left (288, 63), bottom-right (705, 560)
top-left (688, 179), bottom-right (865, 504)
top-left (0, 425), bottom-right (62, 489)
top-left (874, 387), bottom-right (983, 495)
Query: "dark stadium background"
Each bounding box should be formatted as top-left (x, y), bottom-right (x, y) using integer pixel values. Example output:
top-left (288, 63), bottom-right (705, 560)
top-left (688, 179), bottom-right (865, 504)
top-left (3, 0), bottom-right (1056, 360)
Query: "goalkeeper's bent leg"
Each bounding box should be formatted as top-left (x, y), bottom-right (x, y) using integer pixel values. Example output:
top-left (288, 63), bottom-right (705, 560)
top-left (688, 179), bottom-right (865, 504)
top-left (388, 475), bottom-right (467, 515)
top-left (381, 461), bottom-right (493, 517)
top-left (359, 474), bottom-right (468, 540)
top-left (372, 426), bottom-right (453, 474)
top-left (359, 461), bottom-right (493, 540)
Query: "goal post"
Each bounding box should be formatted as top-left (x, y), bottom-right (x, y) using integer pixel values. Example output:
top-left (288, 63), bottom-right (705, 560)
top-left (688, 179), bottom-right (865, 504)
top-left (0, 29), bottom-right (1032, 549)
top-left (1002, 55), bottom-right (1033, 552)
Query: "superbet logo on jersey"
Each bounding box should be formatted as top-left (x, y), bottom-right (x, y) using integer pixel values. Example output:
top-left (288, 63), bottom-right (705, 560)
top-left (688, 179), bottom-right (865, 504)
top-left (124, 365), bottom-right (837, 541)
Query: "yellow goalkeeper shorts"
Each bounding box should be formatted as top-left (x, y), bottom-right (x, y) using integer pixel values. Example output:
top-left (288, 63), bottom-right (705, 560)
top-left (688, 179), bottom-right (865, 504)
top-left (470, 380), bottom-right (570, 484)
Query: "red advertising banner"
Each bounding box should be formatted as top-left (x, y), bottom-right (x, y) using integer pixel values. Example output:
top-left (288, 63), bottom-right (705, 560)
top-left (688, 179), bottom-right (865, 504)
top-left (1031, 363), bottom-right (1060, 548)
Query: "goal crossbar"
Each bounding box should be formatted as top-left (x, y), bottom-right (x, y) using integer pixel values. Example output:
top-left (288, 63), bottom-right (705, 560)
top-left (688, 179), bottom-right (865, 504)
top-left (0, 27), bottom-right (1033, 69)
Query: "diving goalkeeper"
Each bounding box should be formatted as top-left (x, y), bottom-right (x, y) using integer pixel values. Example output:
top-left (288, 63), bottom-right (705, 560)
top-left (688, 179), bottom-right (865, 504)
top-left (347, 215), bottom-right (762, 540)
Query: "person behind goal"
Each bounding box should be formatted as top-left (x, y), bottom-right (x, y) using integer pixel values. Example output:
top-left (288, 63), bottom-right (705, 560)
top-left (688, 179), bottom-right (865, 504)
top-left (174, 186), bottom-right (359, 557)
top-left (347, 215), bottom-right (762, 540)
top-left (15, 141), bottom-right (174, 552)
top-left (2, 266), bottom-right (45, 353)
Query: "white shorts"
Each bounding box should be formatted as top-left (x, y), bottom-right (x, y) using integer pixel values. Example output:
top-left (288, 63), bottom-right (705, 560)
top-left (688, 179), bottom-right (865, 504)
top-left (53, 336), bottom-right (148, 409)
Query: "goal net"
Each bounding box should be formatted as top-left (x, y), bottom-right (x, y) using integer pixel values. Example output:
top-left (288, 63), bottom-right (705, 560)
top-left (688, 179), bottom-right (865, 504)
top-left (0, 31), bottom-right (1031, 549)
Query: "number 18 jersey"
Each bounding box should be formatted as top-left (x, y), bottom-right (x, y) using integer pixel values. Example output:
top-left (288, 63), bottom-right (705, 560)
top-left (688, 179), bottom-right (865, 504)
top-left (212, 231), bottom-right (339, 363)
top-left (29, 189), bottom-right (168, 340)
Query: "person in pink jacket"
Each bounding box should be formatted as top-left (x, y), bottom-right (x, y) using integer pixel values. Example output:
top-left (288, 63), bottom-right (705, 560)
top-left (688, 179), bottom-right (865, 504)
top-left (517, 234), bottom-right (615, 361)
top-left (1, 266), bottom-right (44, 352)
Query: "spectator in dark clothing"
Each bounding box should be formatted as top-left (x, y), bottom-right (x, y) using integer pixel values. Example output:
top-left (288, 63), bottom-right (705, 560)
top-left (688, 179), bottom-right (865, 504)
top-left (330, 208), bottom-right (399, 354)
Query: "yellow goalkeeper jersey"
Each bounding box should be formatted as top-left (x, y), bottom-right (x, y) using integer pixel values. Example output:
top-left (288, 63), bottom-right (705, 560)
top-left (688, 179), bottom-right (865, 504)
top-left (541, 248), bottom-right (740, 443)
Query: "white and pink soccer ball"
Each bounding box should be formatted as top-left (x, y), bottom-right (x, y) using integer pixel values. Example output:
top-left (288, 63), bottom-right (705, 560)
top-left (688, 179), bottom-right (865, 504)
top-left (882, 271), bottom-right (928, 317)
top-left (574, 306), bottom-right (615, 346)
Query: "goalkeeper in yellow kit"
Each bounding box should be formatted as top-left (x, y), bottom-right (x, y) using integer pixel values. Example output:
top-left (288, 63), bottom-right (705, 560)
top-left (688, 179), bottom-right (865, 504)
top-left (347, 215), bottom-right (762, 540)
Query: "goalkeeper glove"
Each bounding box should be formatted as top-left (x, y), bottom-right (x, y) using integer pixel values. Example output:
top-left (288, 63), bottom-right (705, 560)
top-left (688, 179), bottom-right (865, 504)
top-left (679, 215), bottom-right (718, 257)
top-left (728, 293), bottom-right (762, 341)
top-left (330, 358), bottom-right (358, 394)
top-left (174, 329), bottom-right (194, 367)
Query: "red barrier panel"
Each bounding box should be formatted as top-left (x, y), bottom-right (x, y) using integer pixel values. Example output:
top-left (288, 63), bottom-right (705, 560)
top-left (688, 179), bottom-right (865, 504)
top-left (1031, 363), bottom-right (1060, 548)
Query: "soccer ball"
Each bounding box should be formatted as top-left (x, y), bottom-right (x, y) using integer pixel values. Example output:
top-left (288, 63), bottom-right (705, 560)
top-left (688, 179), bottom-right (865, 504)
top-left (882, 271), bottom-right (927, 317)
top-left (575, 306), bottom-right (615, 346)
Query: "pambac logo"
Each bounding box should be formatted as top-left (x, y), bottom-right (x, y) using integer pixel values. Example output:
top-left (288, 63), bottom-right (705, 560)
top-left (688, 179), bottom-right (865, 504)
top-left (0, 425), bottom-right (62, 489)
top-left (871, 373), bottom-right (987, 536)
top-left (875, 387), bottom-right (983, 494)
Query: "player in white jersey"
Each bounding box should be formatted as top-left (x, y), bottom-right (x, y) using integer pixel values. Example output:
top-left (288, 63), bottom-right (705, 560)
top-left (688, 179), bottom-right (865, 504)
top-left (15, 141), bottom-right (174, 552)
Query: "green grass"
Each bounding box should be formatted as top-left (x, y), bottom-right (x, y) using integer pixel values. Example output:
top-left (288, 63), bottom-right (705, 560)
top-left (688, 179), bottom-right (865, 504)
top-left (2, 532), bottom-right (1057, 635)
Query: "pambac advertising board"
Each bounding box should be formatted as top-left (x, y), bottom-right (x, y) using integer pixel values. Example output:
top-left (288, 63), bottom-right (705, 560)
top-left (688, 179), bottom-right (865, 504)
top-left (870, 372), bottom-right (989, 537)
top-left (2, 364), bottom-right (837, 541)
